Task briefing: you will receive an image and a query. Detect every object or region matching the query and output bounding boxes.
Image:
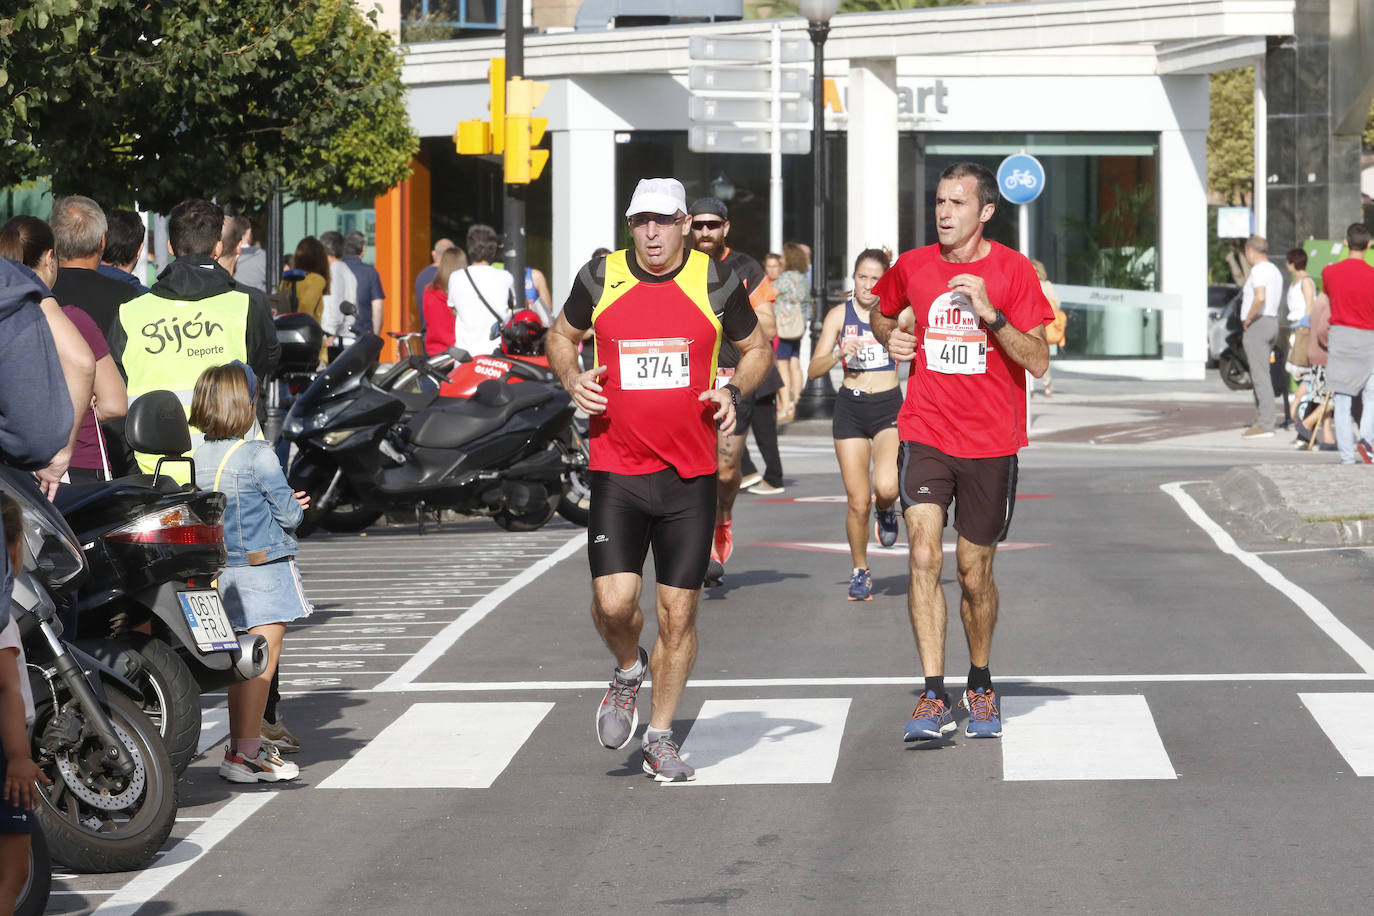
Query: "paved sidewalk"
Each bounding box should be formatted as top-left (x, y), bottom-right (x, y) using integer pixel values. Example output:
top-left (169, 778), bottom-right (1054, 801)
top-left (776, 367), bottom-right (1374, 545)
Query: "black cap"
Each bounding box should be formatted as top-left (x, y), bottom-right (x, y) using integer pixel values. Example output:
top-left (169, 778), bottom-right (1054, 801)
top-left (689, 197), bottom-right (729, 219)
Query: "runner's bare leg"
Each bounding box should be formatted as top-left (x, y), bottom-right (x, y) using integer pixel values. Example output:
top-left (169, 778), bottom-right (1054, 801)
top-left (955, 537), bottom-right (999, 668)
top-left (716, 432), bottom-right (746, 524)
top-left (591, 572), bottom-right (646, 670)
top-left (648, 583), bottom-right (700, 729)
top-left (904, 504), bottom-right (948, 676)
top-left (835, 437), bottom-right (875, 569)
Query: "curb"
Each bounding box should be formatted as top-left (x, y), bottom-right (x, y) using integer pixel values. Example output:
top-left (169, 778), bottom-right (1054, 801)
top-left (1213, 466), bottom-right (1374, 546)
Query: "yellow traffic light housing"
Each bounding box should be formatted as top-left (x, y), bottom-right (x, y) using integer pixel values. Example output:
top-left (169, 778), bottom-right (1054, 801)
top-left (455, 119), bottom-right (491, 155)
top-left (488, 58), bottom-right (506, 156)
top-left (504, 77), bottom-right (549, 185)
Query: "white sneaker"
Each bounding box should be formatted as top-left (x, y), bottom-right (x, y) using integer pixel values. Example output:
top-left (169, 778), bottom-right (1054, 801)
top-left (219, 745), bottom-right (301, 783)
top-left (748, 482), bottom-right (784, 495)
top-left (739, 472), bottom-right (763, 489)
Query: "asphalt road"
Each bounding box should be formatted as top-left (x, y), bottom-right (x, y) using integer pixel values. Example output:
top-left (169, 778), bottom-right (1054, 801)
top-left (48, 375), bottom-right (1374, 915)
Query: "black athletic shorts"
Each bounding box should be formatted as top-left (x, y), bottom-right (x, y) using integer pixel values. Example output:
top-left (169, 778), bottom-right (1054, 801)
top-left (0, 753), bottom-right (35, 835)
top-left (731, 394), bottom-right (756, 437)
top-left (588, 468), bottom-right (717, 589)
top-left (832, 387), bottom-right (901, 440)
top-left (898, 441), bottom-right (1018, 547)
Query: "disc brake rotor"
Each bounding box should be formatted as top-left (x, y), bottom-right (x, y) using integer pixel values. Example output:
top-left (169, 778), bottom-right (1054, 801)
top-left (54, 717), bottom-right (146, 811)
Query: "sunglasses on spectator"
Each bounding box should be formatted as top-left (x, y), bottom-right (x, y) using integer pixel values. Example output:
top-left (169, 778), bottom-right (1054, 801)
top-left (628, 213), bottom-right (682, 229)
top-left (691, 220), bottom-right (725, 231)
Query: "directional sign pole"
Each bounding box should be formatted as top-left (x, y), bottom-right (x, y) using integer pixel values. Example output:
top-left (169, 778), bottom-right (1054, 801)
top-left (769, 23), bottom-right (783, 254)
top-left (504, 0), bottom-right (526, 294)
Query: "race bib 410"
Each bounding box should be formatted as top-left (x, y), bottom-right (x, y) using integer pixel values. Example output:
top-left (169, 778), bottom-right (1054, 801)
top-left (923, 328), bottom-right (987, 375)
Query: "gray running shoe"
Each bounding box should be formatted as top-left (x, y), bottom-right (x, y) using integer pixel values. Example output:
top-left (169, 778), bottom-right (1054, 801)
top-left (703, 558), bottom-right (725, 587)
top-left (642, 734), bottom-right (696, 782)
top-left (596, 647), bottom-right (647, 750)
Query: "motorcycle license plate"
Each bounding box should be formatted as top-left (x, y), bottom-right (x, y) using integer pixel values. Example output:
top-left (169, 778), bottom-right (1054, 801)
top-left (177, 590), bottom-right (238, 653)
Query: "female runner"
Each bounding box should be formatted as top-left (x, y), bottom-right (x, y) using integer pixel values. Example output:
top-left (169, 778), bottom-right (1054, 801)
top-left (807, 248), bottom-right (902, 601)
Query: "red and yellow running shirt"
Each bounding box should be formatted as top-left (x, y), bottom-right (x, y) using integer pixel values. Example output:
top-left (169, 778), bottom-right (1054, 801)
top-left (562, 249), bottom-right (756, 477)
top-left (874, 241), bottom-right (1053, 458)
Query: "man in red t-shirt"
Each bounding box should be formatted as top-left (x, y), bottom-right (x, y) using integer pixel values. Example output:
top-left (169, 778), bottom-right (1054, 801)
top-left (870, 161), bottom-right (1052, 744)
top-left (547, 178), bottom-right (772, 782)
top-left (1320, 222), bottom-right (1374, 463)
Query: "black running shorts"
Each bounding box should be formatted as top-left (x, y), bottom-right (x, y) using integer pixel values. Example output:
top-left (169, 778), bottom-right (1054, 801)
top-left (588, 468), bottom-right (717, 589)
top-left (0, 753), bottom-right (35, 835)
top-left (730, 394), bottom-right (756, 437)
top-left (898, 441), bottom-right (1018, 547)
top-left (832, 387), bottom-right (901, 440)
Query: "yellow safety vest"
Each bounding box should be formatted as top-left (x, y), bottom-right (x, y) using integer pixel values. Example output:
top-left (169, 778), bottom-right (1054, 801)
top-left (117, 289), bottom-right (252, 478)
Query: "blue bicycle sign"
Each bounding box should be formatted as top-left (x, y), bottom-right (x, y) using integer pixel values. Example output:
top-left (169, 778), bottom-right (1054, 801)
top-left (997, 153), bottom-right (1045, 205)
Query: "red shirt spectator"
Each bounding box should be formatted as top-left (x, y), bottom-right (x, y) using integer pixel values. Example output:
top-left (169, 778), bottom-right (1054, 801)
top-left (1321, 256), bottom-right (1374, 330)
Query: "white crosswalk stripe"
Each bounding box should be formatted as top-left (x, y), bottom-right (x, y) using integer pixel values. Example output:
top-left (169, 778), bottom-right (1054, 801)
top-left (1300, 692), bottom-right (1374, 776)
top-left (666, 698), bottom-right (852, 787)
top-left (1000, 694), bottom-right (1176, 781)
top-left (318, 702), bottom-right (554, 789)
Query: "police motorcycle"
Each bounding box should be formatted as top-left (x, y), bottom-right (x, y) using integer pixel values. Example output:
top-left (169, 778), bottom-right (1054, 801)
top-left (0, 467), bottom-right (177, 875)
top-left (282, 319), bottom-right (584, 536)
top-left (55, 392), bottom-right (267, 775)
top-left (373, 311), bottom-right (591, 527)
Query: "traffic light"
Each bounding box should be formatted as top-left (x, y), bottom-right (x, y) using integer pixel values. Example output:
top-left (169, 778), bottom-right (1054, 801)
top-left (488, 57), bottom-right (506, 155)
top-left (453, 57), bottom-right (505, 157)
top-left (504, 77), bottom-right (549, 185)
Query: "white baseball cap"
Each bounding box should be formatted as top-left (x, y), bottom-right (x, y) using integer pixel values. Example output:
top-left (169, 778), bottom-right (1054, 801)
top-left (625, 178), bottom-right (687, 218)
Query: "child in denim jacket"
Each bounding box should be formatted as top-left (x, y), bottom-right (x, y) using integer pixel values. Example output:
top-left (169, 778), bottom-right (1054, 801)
top-left (191, 363), bottom-right (311, 784)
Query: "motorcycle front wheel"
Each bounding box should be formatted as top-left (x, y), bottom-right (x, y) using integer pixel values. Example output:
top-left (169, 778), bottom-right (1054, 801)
top-left (555, 423), bottom-right (591, 527)
top-left (34, 687), bottom-right (178, 873)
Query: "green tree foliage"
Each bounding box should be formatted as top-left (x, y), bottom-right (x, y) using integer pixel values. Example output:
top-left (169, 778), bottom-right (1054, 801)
top-left (1365, 96), bottom-right (1374, 150)
top-left (2, 0), bottom-right (417, 212)
top-left (1207, 67), bottom-right (1254, 205)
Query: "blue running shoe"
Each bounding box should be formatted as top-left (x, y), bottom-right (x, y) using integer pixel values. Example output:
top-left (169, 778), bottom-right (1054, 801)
top-left (903, 690), bottom-right (955, 742)
top-left (847, 568), bottom-right (873, 601)
top-left (875, 505), bottom-right (901, 548)
top-left (960, 687), bottom-right (1003, 738)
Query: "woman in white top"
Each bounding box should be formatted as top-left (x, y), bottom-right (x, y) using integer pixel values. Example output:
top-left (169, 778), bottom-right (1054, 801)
top-left (447, 224), bottom-right (515, 358)
top-left (1286, 247), bottom-right (1318, 426)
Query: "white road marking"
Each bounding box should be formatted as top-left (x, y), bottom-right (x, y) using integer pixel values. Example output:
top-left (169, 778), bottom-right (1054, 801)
top-left (1162, 481), bottom-right (1374, 674)
top-left (91, 794), bottom-right (277, 916)
top-left (666, 698), bottom-right (851, 786)
top-left (372, 672), bottom-right (1372, 693)
top-left (1300, 692), bottom-right (1374, 776)
top-left (1001, 695), bottom-right (1176, 781)
top-left (1254, 545), bottom-right (1374, 555)
top-left (196, 707), bottom-right (229, 756)
top-left (375, 532), bottom-right (584, 690)
top-left (317, 701), bottom-right (553, 789)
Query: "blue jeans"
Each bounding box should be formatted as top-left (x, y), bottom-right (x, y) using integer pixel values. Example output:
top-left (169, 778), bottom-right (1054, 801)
top-left (1333, 377), bottom-right (1374, 463)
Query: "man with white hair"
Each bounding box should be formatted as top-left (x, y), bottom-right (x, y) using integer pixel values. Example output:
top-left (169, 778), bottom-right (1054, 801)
top-left (547, 178), bottom-right (774, 782)
top-left (50, 195), bottom-right (138, 337)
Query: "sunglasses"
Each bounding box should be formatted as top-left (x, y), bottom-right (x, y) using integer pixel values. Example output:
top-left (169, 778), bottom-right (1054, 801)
top-left (691, 220), bottom-right (725, 231)
top-left (628, 213), bottom-right (682, 229)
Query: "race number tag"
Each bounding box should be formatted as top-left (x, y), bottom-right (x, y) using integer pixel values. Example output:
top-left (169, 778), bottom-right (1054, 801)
top-left (619, 338), bottom-right (691, 390)
top-left (924, 328), bottom-right (987, 375)
top-left (845, 334), bottom-right (888, 370)
top-left (715, 367), bottom-right (735, 389)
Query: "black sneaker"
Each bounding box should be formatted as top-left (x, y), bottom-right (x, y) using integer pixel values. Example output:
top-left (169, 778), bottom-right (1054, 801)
top-left (595, 647), bottom-right (647, 750)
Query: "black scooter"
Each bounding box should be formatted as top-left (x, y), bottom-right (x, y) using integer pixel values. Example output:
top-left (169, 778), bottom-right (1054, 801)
top-left (282, 333), bottom-right (582, 534)
top-left (56, 392), bottom-right (267, 774)
top-left (1, 467), bottom-right (177, 874)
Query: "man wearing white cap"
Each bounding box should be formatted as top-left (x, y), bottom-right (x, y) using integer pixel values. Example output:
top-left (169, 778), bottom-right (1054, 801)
top-left (548, 178), bottom-right (775, 782)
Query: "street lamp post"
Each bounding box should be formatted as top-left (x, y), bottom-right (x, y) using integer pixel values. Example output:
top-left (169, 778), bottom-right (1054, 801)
top-left (795, 0), bottom-right (841, 420)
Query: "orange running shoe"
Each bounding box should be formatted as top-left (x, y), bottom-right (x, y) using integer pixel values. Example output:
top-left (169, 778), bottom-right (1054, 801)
top-left (713, 519), bottom-right (733, 564)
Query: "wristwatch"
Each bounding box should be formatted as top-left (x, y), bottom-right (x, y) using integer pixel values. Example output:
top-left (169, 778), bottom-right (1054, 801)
top-left (723, 383), bottom-right (741, 408)
top-left (986, 310), bottom-right (1007, 333)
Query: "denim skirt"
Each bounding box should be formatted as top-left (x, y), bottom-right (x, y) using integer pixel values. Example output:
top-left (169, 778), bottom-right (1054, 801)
top-left (217, 557), bottom-right (313, 629)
